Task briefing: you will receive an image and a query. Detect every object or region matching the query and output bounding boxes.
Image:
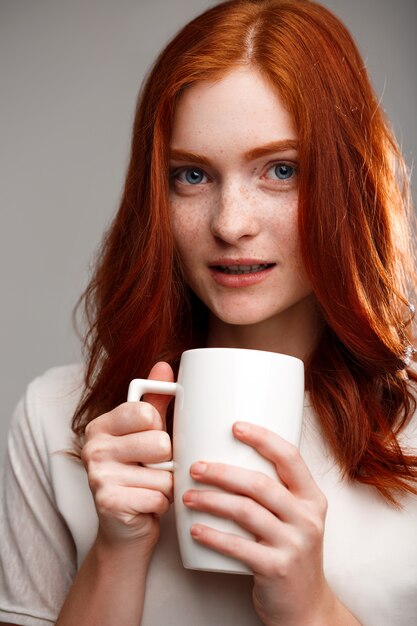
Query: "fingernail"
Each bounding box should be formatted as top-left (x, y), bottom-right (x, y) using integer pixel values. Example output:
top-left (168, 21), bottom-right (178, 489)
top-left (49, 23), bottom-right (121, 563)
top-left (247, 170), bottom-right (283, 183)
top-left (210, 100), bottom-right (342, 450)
top-left (183, 491), bottom-right (196, 506)
top-left (234, 421), bottom-right (247, 435)
top-left (190, 524), bottom-right (203, 538)
top-left (191, 462), bottom-right (207, 477)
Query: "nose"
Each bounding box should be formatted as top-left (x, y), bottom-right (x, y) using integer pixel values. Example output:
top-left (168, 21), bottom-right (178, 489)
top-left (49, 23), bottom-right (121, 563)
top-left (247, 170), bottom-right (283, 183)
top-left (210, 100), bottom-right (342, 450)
top-left (210, 183), bottom-right (260, 244)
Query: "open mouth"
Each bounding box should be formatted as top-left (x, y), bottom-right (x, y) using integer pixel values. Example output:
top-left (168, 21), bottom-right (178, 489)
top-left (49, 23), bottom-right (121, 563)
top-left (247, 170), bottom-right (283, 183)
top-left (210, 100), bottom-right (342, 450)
top-left (214, 264), bottom-right (274, 275)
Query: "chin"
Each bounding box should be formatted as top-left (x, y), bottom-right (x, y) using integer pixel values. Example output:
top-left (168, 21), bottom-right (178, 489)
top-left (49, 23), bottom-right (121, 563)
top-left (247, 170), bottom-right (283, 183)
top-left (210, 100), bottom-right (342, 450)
top-left (214, 308), bottom-right (274, 327)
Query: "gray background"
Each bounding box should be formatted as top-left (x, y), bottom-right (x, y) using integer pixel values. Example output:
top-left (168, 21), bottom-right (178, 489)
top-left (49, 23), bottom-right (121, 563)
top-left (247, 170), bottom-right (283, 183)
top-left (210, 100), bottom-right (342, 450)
top-left (1, 0), bottom-right (416, 466)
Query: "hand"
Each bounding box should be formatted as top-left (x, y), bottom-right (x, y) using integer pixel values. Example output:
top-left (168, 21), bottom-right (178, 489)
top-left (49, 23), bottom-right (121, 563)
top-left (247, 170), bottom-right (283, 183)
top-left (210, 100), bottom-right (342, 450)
top-left (81, 362), bottom-right (174, 551)
top-left (182, 421), bottom-right (333, 626)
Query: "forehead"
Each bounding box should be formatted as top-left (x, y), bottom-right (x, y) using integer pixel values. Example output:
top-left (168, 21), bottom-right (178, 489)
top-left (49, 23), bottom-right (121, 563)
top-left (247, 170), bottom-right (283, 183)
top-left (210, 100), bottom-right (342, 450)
top-left (170, 66), bottom-right (297, 151)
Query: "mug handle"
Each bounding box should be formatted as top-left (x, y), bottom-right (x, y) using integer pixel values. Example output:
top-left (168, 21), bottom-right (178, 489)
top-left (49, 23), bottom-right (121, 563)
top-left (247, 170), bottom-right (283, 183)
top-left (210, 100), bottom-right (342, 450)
top-left (127, 378), bottom-right (178, 472)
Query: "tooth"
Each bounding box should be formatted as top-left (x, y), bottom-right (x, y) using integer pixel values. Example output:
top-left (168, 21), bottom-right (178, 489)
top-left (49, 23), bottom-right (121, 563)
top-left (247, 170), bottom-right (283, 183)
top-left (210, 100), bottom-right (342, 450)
top-left (216, 263), bottom-right (270, 274)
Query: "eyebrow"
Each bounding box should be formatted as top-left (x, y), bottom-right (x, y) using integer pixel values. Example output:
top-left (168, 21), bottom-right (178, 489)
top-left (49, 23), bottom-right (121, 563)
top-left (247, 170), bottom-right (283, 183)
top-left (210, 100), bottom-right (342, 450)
top-left (169, 149), bottom-right (212, 167)
top-left (169, 140), bottom-right (299, 166)
top-left (243, 140), bottom-right (299, 162)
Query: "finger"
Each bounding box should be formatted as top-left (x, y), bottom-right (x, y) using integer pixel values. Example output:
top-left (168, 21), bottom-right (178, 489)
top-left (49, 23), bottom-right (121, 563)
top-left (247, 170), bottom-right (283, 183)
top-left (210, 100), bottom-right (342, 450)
top-left (143, 362), bottom-right (175, 428)
top-left (189, 461), bottom-right (296, 522)
top-left (117, 430), bottom-right (172, 464)
top-left (233, 422), bottom-right (319, 497)
top-left (96, 485), bottom-right (171, 517)
top-left (183, 488), bottom-right (285, 544)
top-left (85, 401), bottom-right (163, 439)
top-left (89, 462), bottom-right (173, 499)
top-left (190, 524), bottom-right (282, 576)
top-left (83, 429), bottom-right (172, 465)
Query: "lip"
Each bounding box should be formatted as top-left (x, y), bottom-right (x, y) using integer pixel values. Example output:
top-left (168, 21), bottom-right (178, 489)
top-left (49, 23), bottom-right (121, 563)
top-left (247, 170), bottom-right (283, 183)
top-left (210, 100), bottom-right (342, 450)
top-left (208, 258), bottom-right (276, 288)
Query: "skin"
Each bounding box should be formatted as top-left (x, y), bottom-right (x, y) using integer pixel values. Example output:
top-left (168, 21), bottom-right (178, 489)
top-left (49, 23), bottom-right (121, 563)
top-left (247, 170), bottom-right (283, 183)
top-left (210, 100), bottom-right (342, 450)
top-left (169, 66), bottom-right (320, 360)
top-left (43, 67), bottom-right (362, 626)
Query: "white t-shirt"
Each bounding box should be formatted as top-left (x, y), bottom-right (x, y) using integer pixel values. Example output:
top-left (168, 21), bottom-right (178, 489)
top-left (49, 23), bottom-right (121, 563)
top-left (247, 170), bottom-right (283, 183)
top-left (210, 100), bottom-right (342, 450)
top-left (1, 364), bottom-right (417, 626)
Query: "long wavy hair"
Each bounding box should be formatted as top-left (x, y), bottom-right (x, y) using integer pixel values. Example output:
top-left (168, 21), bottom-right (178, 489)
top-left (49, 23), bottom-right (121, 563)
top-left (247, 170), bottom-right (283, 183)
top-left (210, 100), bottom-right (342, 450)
top-left (73, 0), bottom-right (417, 504)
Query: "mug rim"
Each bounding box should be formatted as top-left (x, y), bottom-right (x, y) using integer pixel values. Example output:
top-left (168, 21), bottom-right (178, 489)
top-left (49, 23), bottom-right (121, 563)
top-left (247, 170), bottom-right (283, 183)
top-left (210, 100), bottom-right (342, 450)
top-left (181, 347), bottom-right (303, 365)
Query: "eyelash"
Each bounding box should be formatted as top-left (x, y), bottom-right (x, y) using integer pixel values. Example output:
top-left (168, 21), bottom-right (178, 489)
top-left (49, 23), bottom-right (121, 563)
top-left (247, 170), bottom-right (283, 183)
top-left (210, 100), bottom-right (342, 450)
top-left (169, 161), bottom-right (298, 187)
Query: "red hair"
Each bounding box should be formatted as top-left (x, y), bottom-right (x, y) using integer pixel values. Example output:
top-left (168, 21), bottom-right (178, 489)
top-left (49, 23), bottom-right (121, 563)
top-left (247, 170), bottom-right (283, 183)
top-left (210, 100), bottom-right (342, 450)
top-left (73, 0), bottom-right (417, 503)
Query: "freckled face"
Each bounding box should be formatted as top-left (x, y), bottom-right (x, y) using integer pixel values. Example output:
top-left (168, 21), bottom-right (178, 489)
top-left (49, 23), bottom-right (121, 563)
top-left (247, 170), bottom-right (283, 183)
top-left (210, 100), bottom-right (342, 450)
top-left (169, 66), bottom-right (313, 335)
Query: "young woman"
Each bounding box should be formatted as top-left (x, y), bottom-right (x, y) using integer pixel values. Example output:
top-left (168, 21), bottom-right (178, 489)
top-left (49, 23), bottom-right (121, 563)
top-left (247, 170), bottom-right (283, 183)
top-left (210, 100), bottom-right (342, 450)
top-left (1, 1), bottom-right (416, 625)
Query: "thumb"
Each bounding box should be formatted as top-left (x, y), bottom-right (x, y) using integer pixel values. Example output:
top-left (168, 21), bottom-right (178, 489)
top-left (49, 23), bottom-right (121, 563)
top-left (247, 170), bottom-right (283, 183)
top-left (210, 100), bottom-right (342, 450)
top-left (143, 361), bottom-right (175, 429)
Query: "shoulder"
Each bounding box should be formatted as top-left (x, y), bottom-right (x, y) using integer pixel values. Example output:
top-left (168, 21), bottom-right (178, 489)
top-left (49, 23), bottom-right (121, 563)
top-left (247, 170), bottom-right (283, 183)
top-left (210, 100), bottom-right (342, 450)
top-left (1, 368), bottom-right (83, 619)
top-left (26, 362), bottom-right (85, 408)
top-left (6, 364), bottom-right (98, 562)
top-left (12, 363), bottom-right (85, 457)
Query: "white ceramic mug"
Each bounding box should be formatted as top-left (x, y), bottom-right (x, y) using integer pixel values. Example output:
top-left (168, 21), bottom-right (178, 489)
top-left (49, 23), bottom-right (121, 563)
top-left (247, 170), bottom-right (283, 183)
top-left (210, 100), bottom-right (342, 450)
top-left (127, 347), bottom-right (304, 574)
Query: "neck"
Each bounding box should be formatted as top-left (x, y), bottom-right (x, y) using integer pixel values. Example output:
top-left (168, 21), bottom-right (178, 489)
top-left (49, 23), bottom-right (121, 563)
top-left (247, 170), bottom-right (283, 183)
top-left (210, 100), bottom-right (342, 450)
top-left (206, 295), bottom-right (323, 362)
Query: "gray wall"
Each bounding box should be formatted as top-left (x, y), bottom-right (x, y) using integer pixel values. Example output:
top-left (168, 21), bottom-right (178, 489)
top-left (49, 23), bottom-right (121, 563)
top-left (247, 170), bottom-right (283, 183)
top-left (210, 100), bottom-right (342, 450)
top-left (1, 0), bottom-right (416, 465)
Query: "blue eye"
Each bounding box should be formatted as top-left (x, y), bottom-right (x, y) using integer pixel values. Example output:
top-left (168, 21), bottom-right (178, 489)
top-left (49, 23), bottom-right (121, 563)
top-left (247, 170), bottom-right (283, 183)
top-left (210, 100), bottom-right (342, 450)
top-left (271, 163), bottom-right (295, 180)
top-left (177, 168), bottom-right (207, 185)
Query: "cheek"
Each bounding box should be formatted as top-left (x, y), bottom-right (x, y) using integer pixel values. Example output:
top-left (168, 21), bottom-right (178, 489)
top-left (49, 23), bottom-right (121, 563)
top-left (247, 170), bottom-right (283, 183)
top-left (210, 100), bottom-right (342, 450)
top-left (270, 196), bottom-right (309, 282)
top-left (285, 221), bottom-right (306, 275)
top-left (170, 197), bottom-right (207, 258)
top-left (287, 216), bottom-right (302, 260)
top-left (270, 195), bottom-right (300, 251)
top-left (284, 209), bottom-right (309, 280)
